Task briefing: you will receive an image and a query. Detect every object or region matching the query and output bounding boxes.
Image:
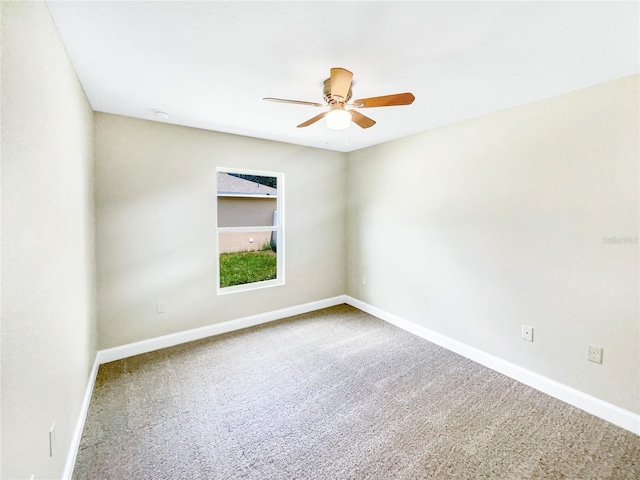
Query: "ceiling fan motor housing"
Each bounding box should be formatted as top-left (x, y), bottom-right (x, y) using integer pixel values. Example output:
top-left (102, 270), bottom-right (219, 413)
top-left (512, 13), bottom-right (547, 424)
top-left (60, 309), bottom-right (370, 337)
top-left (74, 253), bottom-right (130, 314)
top-left (323, 78), bottom-right (352, 105)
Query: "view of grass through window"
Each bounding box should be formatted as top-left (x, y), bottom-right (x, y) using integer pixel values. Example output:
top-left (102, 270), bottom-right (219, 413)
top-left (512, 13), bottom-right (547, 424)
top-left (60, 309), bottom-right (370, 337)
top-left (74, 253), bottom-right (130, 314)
top-left (219, 248), bottom-right (277, 288)
top-left (217, 169), bottom-right (282, 292)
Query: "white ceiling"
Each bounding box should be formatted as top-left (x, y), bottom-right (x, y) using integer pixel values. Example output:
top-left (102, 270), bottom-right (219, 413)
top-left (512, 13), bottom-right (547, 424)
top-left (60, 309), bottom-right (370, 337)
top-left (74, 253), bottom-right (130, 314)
top-left (46, 1), bottom-right (639, 153)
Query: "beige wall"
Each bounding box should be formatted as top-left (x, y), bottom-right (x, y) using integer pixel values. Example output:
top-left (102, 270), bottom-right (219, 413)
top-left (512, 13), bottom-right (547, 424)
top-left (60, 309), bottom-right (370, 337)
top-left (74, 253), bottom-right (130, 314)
top-left (346, 75), bottom-right (639, 414)
top-left (1, 2), bottom-right (97, 479)
top-left (94, 113), bottom-right (346, 349)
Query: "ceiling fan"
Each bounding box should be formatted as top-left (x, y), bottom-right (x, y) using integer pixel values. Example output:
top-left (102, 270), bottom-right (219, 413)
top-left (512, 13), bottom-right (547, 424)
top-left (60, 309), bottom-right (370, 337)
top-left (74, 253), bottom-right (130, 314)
top-left (264, 68), bottom-right (415, 130)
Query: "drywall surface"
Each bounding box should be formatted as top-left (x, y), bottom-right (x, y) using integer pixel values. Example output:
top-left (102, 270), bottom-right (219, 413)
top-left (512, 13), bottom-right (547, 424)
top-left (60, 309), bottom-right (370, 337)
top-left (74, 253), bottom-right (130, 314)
top-left (1, 2), bottom-right (97, 479)
top-left (346, 76), bottom-right (639, 414)
top-left (94, 113), bottom-right (346, 349)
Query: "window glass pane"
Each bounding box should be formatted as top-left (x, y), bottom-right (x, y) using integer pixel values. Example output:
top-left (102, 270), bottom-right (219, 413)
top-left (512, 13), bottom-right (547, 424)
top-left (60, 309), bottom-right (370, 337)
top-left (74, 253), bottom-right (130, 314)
top-left (216, 169), bottom-right (282, 292)
top-left (217, 172), bottom-right (277, 228)
top-left (218, 232), bottom-right (277, 288)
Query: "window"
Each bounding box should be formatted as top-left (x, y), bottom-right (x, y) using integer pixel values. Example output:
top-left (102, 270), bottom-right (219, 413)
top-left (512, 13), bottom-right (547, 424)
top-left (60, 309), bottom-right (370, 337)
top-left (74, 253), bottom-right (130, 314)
top-left (216, 168), bottom-right (284, 293)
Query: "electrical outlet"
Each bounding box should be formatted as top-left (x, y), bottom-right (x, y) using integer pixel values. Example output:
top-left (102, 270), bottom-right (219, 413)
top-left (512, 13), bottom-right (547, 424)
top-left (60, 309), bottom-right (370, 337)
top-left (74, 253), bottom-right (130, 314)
top-left (521, 325), bottom-right (533, 342)
top-left (157, 301), bottom-right (166, 313)
top-left (49, 422), bottom-right (56, 457)
top-left (362, 275), bottom-right (367, 285)
top-left (588, 345), bottom-right (603, 364)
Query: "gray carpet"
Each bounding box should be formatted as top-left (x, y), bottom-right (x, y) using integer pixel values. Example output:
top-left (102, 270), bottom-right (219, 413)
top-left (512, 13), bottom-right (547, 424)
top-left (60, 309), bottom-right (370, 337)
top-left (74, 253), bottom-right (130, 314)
top-left (73, 305), bottom-right (640, 479)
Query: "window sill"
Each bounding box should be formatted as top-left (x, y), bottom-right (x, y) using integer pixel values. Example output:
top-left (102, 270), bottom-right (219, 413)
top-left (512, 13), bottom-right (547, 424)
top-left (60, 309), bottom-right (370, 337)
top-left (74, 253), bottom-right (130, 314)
top-left (217, 278), bottom-right (284, 295)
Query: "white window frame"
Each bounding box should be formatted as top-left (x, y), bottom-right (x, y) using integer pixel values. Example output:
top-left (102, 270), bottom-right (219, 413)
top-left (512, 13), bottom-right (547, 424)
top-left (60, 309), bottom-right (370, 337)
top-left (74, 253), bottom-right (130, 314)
top-left (216, 167), bottom-right (284, 294)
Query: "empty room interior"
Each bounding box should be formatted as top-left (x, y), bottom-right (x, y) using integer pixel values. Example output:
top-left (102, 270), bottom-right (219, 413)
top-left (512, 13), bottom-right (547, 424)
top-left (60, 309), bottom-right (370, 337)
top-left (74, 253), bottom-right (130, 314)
top-left (2, 1), bottom-right (639, 479)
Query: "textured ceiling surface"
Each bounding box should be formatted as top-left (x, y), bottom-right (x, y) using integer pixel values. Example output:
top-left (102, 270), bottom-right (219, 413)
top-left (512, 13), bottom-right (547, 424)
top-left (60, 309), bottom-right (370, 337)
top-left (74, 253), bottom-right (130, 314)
top-left (46, 1), bottom-right (639, 152)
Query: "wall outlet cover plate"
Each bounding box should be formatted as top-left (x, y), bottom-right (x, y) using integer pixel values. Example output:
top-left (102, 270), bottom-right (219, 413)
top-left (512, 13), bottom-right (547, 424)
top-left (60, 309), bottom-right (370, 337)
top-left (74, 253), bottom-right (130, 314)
top-left (588, 345), bottom-right (603, 364)
top-left (521, 325), bottom-right (533, 342)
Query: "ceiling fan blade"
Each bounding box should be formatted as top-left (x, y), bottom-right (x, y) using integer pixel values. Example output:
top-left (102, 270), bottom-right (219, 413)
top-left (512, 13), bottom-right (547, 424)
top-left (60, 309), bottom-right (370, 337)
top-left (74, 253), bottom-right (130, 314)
top-left (263, 97), bottom-right (324, 107)
top-left (297, 112), bottom-right (327, 128)
top-left (350, 110), bottom-right (376, 129)
top-left (351, 92), bottom-right (415, 108)
top-left (330, 68), bottom-right (353, 101)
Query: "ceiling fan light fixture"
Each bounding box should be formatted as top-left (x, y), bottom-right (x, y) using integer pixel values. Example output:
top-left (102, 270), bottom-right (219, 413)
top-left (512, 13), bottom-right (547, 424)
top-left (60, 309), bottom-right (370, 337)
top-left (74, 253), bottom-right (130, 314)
top-left (325, 109), bottom-right (351, 130)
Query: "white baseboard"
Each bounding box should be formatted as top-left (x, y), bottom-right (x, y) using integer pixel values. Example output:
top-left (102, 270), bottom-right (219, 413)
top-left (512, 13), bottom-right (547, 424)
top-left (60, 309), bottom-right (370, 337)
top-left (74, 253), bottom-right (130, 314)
top-left (344, 295), bottom-right (640, 436)
top-left (97, 295), bottom-right (348, 365)
top-left (62, 355), bottom-right (100, 480)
